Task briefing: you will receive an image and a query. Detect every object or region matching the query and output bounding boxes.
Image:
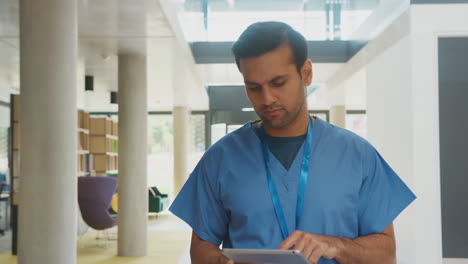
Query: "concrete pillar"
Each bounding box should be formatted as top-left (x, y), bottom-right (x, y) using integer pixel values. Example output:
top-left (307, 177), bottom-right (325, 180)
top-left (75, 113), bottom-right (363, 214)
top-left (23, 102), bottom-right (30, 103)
top-left (118, 54), bottom-right (148, 257)
top-left (173, 106), bottom-right (190, 195)
top-left (330, 105), bottom-right (346, 128)
top-left (171, 43), bottom-right (191, 196)
top-left (327, 83), bottom-right (346, 128)
top-left (18, 0), bottom-right (78, 263)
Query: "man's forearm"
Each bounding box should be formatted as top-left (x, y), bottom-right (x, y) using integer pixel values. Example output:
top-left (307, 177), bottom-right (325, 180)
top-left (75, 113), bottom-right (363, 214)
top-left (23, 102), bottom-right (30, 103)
top-left (334, 233), bottom-right (396, 264)
top-left (191, 241), bottom-right (225, 264)
top-left (190, 232), bottom-right (232, 264)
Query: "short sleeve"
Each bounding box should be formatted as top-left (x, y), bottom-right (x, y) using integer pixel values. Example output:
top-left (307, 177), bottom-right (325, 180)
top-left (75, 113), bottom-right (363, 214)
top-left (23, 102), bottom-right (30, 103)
top-left (169, 152), bottom-right (229, 246)
top-left (358, 146), bottom-right (416, 236)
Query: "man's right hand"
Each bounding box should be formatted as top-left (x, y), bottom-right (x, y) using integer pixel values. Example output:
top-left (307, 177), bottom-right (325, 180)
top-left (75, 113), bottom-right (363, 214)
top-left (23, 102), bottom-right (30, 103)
top-left (190, 231), bottom-right (234, 264)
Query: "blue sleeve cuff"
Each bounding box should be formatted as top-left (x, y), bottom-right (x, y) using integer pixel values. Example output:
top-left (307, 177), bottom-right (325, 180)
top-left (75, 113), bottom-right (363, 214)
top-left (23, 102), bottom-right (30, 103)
top-left (169, 206), bottom-right (223, 246)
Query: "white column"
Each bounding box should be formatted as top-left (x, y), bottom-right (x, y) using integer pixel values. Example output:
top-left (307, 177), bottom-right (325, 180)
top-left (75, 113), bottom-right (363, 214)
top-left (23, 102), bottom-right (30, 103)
top-left (118, 54), bottom-right (148, 257)
top-left (330, 105), bottom-right (346, 128)
top-left (173, 106), bottom-right (190, 195)
top-left (171, 43), bottom-right (191, 196)
top-left (327, 84), bottom-right (346, 128)
top-left (18, 0), bottom-right (77, 263)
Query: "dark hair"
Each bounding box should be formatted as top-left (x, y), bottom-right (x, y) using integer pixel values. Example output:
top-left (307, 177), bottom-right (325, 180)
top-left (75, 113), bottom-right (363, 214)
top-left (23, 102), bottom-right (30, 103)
top-left (232, 21), bottom-right (308, 73)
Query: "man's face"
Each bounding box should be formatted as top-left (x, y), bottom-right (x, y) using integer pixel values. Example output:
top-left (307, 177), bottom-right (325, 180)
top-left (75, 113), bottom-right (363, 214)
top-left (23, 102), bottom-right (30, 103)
top-left (239, 43), bottom-right (312, 129)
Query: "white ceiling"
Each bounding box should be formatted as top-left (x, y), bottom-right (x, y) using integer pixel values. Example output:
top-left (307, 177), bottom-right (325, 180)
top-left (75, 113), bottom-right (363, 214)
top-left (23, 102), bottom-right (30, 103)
top-left (0, 0), bottom-right (366, 111)
top-left (0, 0), bottom-right (193, 110)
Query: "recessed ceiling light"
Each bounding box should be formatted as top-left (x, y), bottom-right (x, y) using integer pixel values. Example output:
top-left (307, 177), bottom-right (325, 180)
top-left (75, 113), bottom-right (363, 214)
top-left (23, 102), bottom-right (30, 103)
top-left (241, 108), bottom-right (254, 112)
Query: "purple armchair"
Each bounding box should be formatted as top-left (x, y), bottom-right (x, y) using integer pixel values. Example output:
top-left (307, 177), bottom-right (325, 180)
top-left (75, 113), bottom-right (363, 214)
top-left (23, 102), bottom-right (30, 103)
top-left (78, 176), bottom-right (117, 230)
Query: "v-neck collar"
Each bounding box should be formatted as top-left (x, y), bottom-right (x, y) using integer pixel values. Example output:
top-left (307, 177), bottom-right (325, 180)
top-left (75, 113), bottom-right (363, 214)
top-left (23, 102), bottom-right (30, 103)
top-left (248, 116), bottom-right (325, 193)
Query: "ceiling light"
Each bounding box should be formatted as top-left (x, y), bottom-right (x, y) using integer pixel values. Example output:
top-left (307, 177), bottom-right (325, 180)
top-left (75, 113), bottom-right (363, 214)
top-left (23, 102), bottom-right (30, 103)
top-left (242, 108), bottom-right (254, 112)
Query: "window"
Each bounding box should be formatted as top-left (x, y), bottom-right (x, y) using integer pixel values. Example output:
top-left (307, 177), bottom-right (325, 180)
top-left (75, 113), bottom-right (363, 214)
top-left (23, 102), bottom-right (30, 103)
top-left (147, 114), bottom-right (174, 195)
top-left (147, 113), bottom-right (206, 197)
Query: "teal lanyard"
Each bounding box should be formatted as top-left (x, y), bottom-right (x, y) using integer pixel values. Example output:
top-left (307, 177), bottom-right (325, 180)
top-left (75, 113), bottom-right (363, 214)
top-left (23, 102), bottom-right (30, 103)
top-left (259, 117), bottom-right (313, 240)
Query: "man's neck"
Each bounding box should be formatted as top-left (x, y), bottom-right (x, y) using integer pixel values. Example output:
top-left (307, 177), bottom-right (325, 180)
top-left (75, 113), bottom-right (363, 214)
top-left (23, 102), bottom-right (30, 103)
top-left (263, 109), bottom-right (312, 137)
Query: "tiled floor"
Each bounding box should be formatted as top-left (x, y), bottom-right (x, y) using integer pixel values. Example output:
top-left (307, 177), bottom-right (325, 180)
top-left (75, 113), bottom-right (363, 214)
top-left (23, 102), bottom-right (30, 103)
top-left (0, 212), bottom-right (192, 264)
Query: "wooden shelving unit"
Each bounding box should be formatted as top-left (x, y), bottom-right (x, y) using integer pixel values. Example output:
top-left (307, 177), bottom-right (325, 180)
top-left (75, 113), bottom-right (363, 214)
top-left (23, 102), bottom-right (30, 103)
top-left (77, 110), bottom-right (90, 176)
top-left (9, 94), bottom-right (18, 254)
top-left (10, 95), bottom-right (19, 208)
top-left (89, 117), bottom-right (118, 176)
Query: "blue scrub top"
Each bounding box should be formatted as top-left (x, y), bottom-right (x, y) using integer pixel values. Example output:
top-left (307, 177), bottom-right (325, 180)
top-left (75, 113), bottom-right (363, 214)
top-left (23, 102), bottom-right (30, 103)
top-left (170, 117), bottom-right (416, 264)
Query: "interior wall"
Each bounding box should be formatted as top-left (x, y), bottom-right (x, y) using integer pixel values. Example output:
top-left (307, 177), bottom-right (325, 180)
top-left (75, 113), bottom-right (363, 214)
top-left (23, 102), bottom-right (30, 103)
top-left (344, 68), bottom-right (367, 110)
top-left (366, 33), bottom-right (416, 264)
top-left (85, 75), bottom-right (118, 113)
top-left (409, 4), bottom-right (468, 263)
top-left (172, 42), bottom-right (209, 111)
top-left (359, 4), bottom-right (468, 264)
top-left (76, 57), bottom-right (86, 110)
top-left (80, 38), bottom-right (209, 113)
top-left (147, 38), bottom-right (174, 111)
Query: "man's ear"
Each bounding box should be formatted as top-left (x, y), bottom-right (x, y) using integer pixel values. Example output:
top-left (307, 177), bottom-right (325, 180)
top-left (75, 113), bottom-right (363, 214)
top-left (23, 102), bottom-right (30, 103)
top-left (301, 59), bottom-right (313, 86)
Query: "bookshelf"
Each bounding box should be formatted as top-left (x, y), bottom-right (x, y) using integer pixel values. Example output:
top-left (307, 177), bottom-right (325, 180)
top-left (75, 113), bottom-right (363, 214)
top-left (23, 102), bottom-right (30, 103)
top-left (77, 110), bottom-right (90, 176)
top-left (10, 95), bottom-right (19, 207)
top-left (89, 117), bottom-right (118, 176)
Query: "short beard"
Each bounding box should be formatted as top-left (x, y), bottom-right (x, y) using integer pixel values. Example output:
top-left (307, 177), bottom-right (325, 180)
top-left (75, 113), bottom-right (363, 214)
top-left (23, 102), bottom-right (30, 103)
top-left (261, 94), bottom-right (305, 130)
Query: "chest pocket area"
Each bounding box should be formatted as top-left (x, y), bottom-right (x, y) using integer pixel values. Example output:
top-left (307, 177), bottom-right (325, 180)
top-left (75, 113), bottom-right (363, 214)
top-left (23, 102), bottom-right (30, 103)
top-left (220, 166), bottom-right (286, 248)
top-left (301, 165), bottom-right (360, 237)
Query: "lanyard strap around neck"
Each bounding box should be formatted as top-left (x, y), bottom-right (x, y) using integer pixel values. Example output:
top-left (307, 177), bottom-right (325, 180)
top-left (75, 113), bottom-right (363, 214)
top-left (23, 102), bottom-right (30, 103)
top-left (260, 117), bottom-right (313, 240)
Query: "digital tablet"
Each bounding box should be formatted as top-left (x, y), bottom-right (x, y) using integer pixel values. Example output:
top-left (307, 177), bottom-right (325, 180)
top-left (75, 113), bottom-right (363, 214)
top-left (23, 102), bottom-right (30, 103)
top-left (222, 248), bottom-right (310, 264)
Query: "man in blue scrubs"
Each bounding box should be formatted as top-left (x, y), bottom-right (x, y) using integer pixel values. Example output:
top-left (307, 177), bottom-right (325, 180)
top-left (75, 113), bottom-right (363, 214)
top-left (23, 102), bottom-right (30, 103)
top-left (170, 21), bottom-right (416, 264)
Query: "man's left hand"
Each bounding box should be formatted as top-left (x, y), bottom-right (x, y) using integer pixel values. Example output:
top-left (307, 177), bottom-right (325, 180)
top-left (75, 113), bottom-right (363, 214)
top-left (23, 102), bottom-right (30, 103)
top-left (278, 230), bottom-right (344, 264)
